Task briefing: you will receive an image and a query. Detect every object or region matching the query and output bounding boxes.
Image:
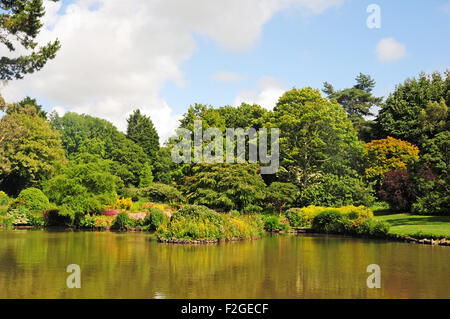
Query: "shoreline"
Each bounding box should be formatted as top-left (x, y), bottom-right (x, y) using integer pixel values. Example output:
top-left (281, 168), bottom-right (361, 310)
top-left (2, 225), bottom-right (449, 246)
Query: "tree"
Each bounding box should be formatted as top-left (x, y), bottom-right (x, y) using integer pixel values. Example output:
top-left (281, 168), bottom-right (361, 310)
top-left (377, 70), bottom-right (450, 146)
top-left (1, 96), bottom-right (47, 118)
top-left (365, 136), bottom-right (419, 188)
top-left (50, 112), bottom-right (152, 187)
top-left (323, 74), bottom-right (381, 119)
top-left (43, 154), bottom-right (122, 220)
top-left (126, 109), bottom-right (160, 163)
top-left (265, 182), bottom-right (297, 217)
top-left (0, 0), bottom-right (61, 80)
top-left (181, 163), bottom-right (266, 213)
top-left (267, 87), bottom-right (366, 189)
top-left (0, 110), bottom-right (66, 195)
top-left (323, 73), bottom-right (382, 141)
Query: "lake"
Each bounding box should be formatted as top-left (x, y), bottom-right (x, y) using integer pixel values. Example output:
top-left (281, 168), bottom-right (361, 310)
top-left (0, 230), bottom-right (448, 298)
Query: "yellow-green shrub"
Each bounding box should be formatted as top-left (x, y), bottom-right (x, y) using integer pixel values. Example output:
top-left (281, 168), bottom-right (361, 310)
top-left (115, 197), bottom-right (133, 210)
top-left (287, 205), bottom-right (373, 227)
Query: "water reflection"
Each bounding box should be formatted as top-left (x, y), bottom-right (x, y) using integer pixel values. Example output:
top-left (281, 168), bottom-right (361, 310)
top-left (0, 230), bottom-right (448, 298)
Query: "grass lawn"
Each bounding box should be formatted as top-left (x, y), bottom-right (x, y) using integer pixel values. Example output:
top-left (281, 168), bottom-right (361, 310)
top-left (373, 210), bottom-right (450, 239)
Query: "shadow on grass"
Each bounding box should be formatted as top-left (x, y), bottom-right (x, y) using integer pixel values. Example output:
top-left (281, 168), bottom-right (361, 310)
top-left (385, 215), bottom-right (450, 226)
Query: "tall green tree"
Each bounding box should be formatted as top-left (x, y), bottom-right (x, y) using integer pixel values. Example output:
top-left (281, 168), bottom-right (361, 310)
top-left (377, 70), bottom-right (450, 146)
top-left (0, 0), bottom-right (61, 80)
top-left (0, 108), bottom-right (66, 195)
top-left (323, 73), bottom-right (382, 141)
top-left (50, 112), bottom-right (152, 187)
top-left (267, 87), bottom-right (366, 189)
top-left (126, 109), bottom-right (160, 163)
top-left (1, 96), bottom-right (47, 118)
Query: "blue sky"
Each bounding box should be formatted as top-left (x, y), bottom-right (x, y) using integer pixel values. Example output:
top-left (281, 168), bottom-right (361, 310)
top-left (1, 0), bottom-right (449, 141)
top-left (162, 0), bottom-right (450, 114)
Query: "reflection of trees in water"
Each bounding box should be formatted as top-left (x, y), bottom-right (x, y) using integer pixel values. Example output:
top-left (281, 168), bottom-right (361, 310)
top-left (0, 232), bottom-right (448, 298)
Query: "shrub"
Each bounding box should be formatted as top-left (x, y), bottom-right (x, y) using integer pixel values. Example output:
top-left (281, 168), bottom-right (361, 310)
top-left (112, 212), bottom-right (132, 230)
top-left (0, 191), bottom-right (10, 206)
top-left (101, 210), bottom-right (119, 217)
top-left (156, 205), bottom-right (265, 240)
top-left (286, 205), bottom-right (373, 228)
top-left (79, 214), bottom-right (110, 229)
top-left (16, 188), bottom-right (50, 212)
top-left (141, 183), bottom-right (185, 204)
top-left (263, 215), bottom-right (281, 232)
top-left (412, 192), bottom-right (450, 216)
top-left (378, 170), bottom-right (416, 211)
top-left (6, 207), bottom-right (31, 225)
top-left (115, 197), bottom-right (133, 210)
top-left (312, 209), bottom-right (345, 234)
top-left (144, 207), bottom-right (166, 230)
top-left (43, 209), bottom-right (72, 226)
top-left (357, 219), bottom-right (390, 237)
top-left (297, 174), bottom-right (375, 208)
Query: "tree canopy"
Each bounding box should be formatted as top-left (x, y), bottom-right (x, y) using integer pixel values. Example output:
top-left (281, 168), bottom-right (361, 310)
top-left (0, 0), bottom-right (61, 80)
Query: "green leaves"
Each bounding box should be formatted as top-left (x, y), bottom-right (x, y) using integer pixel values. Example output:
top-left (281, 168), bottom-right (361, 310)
top-left (0, 0), bottom-right (61, 80)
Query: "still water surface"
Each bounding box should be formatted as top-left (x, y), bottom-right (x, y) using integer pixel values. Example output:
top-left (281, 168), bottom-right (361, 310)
top-left (0, 230), bottom-right (448, 298)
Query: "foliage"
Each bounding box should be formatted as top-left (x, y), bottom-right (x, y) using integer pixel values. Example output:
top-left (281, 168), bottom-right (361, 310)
top-left (43, 155), bottom-right (120, 220)
top-left (265, 182), bottom-right (298, 216)
top-left (297, 173), bottom-right (375, 207)
top-left (323, 73), bottom-right (382, 141)
top-left (0, 191), bottom-right (10, 206)
top-left (126, 109), bottom-right (160, 163)
top-left (267, 88), bottom-right (366, 189)
top-left (377, 70), bottom-right (449, 146)
top-left (140, 183), bottom-right (184, 204)
top-left (288, 205), bottom-right (373, 228)
top-left (312, 208), bottom-right (388, 237)
top-left (42, 209), bottom-right (71, 226)
top-left (365, 136), bottom-right (419, 186)
top-left (0, 0), bottom-right (61, 80)
top-left (143, 207), bottom-right (166, 230)
top-left (16, 187), bottom-right (50, 212)
top-left (378, 170), bottom-right (416, 211)
top-left (0, 111), bottom-right (66, 195)
top-left (156, 205), bottom-right (264, 240)
top-left (312, 209), bottom-right (345, 234)
top-left (182, 163), bottom-right (266, 212)
top-left (111, 212), bottom-right (133, 231)
top-left (50, 112), bottom-right (152, 187)
top-left (115, 197), bottom-right (133, 210)
top-left (262, 215), bottom-right (281, 232)
top-left (79, 214), bottom-right (111, 229)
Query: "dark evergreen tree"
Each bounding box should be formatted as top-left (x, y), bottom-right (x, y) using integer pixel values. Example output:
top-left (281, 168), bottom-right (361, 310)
top-left (126, 109), bottom-right (160, 163)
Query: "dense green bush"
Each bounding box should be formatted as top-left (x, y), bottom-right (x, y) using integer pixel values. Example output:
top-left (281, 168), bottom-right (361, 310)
top-left (156, 205), bottom-right (264, 240)
top-left (181, 164), bottom-right (266, 212)
top-left (43, 209), bottom-right (72, 226)
top-left (140, 183), bottom-right (185, 204)
top-left (357, 219), bottom-right (390, 237)
top-left (144, 207), bottom-right (166, 230)
top-left (311, 208), bottom-right (389, 237)
top-left (16, 188), bottom-right (50, 212)
top-left (312, 209), bottom-right (345, 234)
top-left (297, 174), bottom-right (375, 208)
top-left (79, 214), bottom-right (110, 229)
top-left (111, 212), bottom-right (133, 230)
top-left (287, 205), bottom-right (373, 228)
top-left (0, 191), bottom-right (10, 206)
top-left (262, 215), bottom-right (281, 232)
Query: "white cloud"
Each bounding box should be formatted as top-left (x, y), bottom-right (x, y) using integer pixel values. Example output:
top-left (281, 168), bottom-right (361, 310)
top-left (211, 71), bottom-right (243, 83)
top-left (0, 0), bottom-right (344, 142)
top-left (375, 37), bottom-right (407, 62)
top-left (234, 76), bottom-right (286, 109)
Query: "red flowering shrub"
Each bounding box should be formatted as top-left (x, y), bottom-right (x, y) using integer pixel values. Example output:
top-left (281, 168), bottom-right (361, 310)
top-left (101, 210), bottom-right (119, 216)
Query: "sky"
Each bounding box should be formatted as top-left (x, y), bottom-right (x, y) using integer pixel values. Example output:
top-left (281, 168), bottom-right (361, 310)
top-left (0, 0), bottom-right (449, 142)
